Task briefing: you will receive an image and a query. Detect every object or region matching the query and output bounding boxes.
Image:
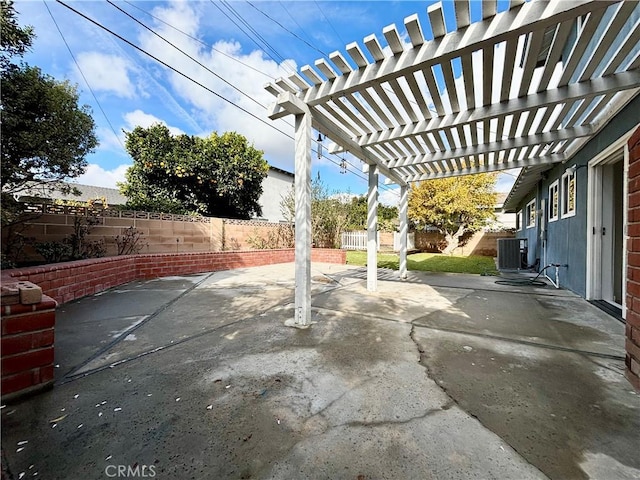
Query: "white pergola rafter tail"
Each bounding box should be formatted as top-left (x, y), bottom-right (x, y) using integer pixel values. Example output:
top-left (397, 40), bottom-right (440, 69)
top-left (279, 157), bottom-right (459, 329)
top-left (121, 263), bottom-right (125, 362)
top-left (299, 0), bottom-right (613, 107)
top-left (358, 70), bottom-right (640, 148)
top-left (387, 126), bottom-right (593, 168)
top-left (408, 153), bottom-right (567, 182)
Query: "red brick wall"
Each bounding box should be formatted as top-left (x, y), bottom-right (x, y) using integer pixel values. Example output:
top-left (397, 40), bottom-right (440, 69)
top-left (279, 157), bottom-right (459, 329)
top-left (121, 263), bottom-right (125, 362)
top-left (626, 126), bottom-right (640, 390)
top-left (1, 297), bottom-right (56, 400)
top-left (2, 249), bottom-right (346, 305)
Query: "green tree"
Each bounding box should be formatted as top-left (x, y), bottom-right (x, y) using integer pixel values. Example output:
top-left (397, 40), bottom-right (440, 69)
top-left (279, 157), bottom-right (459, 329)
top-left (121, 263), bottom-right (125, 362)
top-left (281, 174), bottom-right (350, 248)
top-left (1, 1), bottom-right (98, 266)
top-left (345, 195), bottom-right (398, 232)
top-left (408, 174), bottom-right (497, 254)
top-left (1, 0), bottom-right (33, 71)
top-left (1, 65), bottom-right (98, 197)
top-left (120, 125), bottom-right (269, 219)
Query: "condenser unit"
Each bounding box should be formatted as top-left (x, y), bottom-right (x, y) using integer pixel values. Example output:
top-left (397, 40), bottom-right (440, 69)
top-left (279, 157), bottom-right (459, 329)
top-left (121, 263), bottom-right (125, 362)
top-left (497, 238), bottom-right (527, 270)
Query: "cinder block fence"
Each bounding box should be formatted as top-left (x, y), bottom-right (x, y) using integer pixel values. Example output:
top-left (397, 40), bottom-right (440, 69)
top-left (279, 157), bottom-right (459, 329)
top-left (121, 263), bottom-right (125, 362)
top-left (0, 248), bottom-right (345, 400)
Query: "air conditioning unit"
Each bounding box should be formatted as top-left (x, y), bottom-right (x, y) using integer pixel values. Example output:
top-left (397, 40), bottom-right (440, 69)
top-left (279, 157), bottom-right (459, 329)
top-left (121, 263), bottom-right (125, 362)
top-left (497, 238), bottom-right (527, 270)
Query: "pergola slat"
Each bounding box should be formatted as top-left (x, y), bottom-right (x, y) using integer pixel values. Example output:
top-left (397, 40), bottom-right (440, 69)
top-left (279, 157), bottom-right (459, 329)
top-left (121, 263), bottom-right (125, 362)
top-left (364, 34), bottom-right (385, 62)
top-left (383, 24), bottom-right (404, 55)
top-left (536, 20), bottom-right (575, 93)
top-left (557, 10), bottom-right (604, 87)
top-left (329, 51), bottom-right (353, 75)
top-left (405, 14), bottom-right (425, 48)
top-left (578, 1), bottom-right (638, 81)
top-left (346, 42), bottom-right (369, 69)
top-left (455, 0), bottom-right (470, 29)
top-left (427, 3), bottom-right (446, 38)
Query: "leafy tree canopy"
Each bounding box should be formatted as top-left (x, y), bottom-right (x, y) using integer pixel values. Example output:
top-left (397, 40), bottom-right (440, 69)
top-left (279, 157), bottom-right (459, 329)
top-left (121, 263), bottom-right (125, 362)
top-left (408, 174), bottom-right (497, 253)
top-left (1, 65), bottom-right (98, 197)
top-left (1, 0), bottom-right (33, 71)
top-left (120, 125), bottom-right (269, 219)
top-left (345, 195), bottom-right (398, 232)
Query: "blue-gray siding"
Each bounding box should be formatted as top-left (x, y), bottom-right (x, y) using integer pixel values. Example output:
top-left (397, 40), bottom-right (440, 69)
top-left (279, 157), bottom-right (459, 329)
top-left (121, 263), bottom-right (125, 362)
top-left (514, 95), bottom-right (639, 297)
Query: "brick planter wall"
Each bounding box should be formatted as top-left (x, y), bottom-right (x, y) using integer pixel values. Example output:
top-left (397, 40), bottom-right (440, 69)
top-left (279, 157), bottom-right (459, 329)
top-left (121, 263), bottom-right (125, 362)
top-left (2, 249), bottom-right (346, 305)
top-left (1, 292), bottom-right (56, 401)
top-left (626, 126), bottom-right (640, 390)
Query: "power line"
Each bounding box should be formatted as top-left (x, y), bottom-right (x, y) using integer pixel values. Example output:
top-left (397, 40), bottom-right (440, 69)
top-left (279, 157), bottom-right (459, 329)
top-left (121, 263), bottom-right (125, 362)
top-left (107, 0), bottom-right (268, 111)
top-left (54, 1), bottom-right (397, 195)
top-left (313, 0), bottom-right (346, 47)
top-left (55, 0), bottom-right (293, 140)
top-left (246, 1), bottom-right (328, 59)
top-left (42, 0), bottom-right (124, 150)
top-left (121, 0), bottom-right (274, 81)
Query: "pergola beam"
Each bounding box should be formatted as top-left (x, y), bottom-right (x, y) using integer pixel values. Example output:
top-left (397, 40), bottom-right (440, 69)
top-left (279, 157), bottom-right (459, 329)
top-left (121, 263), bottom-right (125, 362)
top-left (359, 71), bottom-right (640, 148)
top-left (387, 126), bottom-right (593, 168)
top-left (408, 153), bottom-right (567, 182)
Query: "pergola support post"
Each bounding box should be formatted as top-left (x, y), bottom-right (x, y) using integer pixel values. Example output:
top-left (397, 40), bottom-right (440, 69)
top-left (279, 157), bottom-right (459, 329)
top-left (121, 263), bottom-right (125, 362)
top-left (399, 185), bottom-right (409, 279)
top-left (292, 112), bottom-right (312, 327)
top-left (367, 166), bottom-right (378, 292)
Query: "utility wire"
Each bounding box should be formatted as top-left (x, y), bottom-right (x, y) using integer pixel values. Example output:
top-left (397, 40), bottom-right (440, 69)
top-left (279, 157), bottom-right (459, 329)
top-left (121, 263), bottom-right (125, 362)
top-left (121, 0), bottom-right (274, 80)
top-left (55, 0), bottom-right (291, 140)
top-left (55, 1), bottom-right (397, 195)
top-left (42, 1), bottom-right (124, 149)
top-left (313, 0), bottom-right (345, 46)
top-left (107, 0), bottom-right (267, 111)
top-left (279, 1), bottom-right (317, 48)
top-left (246, 1), bottom-right (328, 59)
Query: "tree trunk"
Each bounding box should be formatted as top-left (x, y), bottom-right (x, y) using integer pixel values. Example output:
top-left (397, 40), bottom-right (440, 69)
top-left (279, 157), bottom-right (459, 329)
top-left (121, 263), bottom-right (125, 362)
top-left (442, 224), bottom-right (466, 255)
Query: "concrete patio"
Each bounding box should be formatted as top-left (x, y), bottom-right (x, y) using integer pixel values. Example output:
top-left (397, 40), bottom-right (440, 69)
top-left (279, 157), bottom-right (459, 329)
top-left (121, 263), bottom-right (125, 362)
top-left (1, 262), bottom-right (638, 480)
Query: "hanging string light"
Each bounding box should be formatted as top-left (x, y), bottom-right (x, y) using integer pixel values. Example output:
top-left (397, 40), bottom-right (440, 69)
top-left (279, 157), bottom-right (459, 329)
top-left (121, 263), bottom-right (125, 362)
top-left (316, 132), bottom-right (323, 159)
top-left (340, 156), bottom-right (347, 174)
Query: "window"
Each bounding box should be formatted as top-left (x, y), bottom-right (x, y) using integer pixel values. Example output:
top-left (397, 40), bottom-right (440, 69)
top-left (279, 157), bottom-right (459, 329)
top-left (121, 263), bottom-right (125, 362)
top-left (526, 199), bottom-right (536, 228)
top-left (561, 169), bottom-right (576, 218)
top-left (548, 181), bottom-right (559, 222)
top-left (516, 210), bottom-right (523, 230)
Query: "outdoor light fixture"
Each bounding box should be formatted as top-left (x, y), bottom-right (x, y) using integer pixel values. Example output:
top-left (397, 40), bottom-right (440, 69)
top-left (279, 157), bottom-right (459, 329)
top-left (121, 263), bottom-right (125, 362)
top-left (316, 132), bottom-right (323, 159)
top-left (340, 157), bottom-right (347, 174)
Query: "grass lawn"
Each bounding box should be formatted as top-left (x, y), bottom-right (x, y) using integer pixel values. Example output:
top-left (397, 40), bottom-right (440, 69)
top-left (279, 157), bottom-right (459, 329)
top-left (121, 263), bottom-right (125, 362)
top-left (345, 251), bottom-right (498, 275)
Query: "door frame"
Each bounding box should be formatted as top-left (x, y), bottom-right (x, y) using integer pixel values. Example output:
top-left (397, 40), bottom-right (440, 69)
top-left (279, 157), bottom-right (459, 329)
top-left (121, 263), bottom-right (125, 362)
top-left (586, 132), bottom-right (631, 317)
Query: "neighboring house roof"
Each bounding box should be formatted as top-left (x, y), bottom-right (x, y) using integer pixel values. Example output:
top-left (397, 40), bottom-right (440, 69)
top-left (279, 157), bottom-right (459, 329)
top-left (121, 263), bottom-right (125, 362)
top-left (17, 182), bottom-right (127, 206)
top-left (269, 165), bottom-right (294, 178)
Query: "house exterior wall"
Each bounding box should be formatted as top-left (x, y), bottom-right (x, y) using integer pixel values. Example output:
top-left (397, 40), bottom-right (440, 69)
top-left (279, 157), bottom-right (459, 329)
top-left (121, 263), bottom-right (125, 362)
top-left (257, 167), bottom-right (294, 222)
top-left (625, 126), bottom-right (640, 390)
top-left (514, 96), bottom-right (640, 296)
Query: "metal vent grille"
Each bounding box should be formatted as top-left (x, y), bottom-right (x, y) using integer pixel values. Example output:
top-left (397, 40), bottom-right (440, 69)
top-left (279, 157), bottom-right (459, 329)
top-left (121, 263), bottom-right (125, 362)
top-left (498, 238), bottom-right (526, 270)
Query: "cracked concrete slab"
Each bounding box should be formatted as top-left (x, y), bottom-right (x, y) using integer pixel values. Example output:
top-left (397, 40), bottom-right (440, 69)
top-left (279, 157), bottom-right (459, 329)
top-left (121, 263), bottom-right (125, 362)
top-left (2, 263), bottom-right (638, 479)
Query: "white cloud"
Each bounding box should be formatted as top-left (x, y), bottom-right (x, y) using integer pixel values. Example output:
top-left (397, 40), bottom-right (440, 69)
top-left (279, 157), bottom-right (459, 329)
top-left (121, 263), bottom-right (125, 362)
top-left (75, 52), bottom-right (135, 98)
top-left (134, 2), bottom-right (296, 169)
top-left (123, 110), bottom-right (184, 136)
top-left (379, 187), bottom-right (400, 207)
top-left (75, 164), bottom-right (130, 189)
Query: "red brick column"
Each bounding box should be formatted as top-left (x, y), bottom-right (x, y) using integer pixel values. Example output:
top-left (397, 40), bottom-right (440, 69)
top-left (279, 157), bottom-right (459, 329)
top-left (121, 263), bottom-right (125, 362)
top-left (1, 283), bottom-right (56, 401)
top-left (626, 126), bottom-right (640, 390)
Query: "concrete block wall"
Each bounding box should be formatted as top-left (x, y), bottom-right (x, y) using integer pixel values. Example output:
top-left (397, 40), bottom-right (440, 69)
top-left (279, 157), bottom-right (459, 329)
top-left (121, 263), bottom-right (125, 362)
top-left (626, 126), bottom-right (640, 390)
top-left (6, 208), bottom-right (299, 262)
top-left (1, 294), bottom-right (57, 401)
top-left (2, 249), bottom-right (346, 305)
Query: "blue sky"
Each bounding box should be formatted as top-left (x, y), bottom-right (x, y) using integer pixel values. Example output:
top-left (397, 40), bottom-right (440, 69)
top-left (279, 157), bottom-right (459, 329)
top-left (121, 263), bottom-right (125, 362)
top-left (16, 0), bottom-right (517, 206)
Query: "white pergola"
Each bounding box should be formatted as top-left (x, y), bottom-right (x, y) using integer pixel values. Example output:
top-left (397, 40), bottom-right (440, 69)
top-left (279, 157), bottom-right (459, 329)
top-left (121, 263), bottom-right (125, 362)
top-left (266, 0), bottom-right (640, 327)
